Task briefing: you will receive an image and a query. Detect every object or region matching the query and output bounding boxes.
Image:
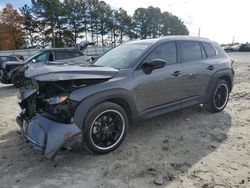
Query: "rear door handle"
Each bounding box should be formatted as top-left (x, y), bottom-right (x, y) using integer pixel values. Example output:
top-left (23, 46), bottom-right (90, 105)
top-left (172, 71), bottom-right (181, 77)
top-left (207, 65), bottom-right (214, 70)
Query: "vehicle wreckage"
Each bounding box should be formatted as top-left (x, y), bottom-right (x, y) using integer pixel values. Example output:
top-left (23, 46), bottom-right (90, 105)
top-left (17, 64), bottom-right (119, 160)
top-left (15, 36), bottom-right (234, 164)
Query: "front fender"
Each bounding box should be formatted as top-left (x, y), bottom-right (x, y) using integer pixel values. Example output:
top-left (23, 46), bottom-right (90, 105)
top-left (73, 89), bottom-right (138, 130)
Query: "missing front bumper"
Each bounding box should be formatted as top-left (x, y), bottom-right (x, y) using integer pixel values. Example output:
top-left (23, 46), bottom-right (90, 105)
top-left (16, 113), bottom-right (82, 159)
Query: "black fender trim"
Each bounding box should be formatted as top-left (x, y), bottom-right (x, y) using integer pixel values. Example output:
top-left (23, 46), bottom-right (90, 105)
top-left (205, 68), bottom-right (234, 101)
top-left (73, 89), bottom-right (138, 130)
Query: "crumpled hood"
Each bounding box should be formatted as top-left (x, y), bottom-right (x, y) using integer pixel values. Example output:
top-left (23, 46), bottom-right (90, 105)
top-left (25, 65), bottom-right (119, 82)
top-left (2, 60), bottom-right (25, 69)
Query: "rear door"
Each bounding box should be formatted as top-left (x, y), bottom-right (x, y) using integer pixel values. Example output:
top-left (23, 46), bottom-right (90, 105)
top-left (54, 51), bottom-right (71, 60)
top-left (133, 42), bottom-right (182, 112)
top-left (179, 41), bottom-right (216, 101)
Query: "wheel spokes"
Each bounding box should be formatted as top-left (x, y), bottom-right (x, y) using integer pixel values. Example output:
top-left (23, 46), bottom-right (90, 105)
top-left (90, 110), bottom-right (125, 149)
top-left (214, 84), bottom-right (228, 109)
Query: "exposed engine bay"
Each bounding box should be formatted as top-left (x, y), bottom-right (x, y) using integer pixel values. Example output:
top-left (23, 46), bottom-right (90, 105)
top-left (19, 79), bottom-right (106, 123)
top-left (17, 78), bottom-right (107, 160)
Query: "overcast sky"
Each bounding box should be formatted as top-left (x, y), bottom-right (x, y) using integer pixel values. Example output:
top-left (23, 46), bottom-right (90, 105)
top-left (1, 0), bottom-right (249, 44)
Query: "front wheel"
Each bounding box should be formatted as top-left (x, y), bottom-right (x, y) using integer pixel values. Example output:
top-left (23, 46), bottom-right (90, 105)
top-left (83, 102), bottom-right (128, 154)
top-left (207, 79), bottom-right (230, 113)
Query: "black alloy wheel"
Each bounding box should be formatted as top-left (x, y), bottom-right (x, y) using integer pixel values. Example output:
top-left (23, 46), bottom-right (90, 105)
top-left (214, 83), bottom-right (229, 110)
top-left (90, 110), bottom-right (125, 150)
top-left (207, 79), bottom-right (229, 113)
top-left (83, 102), bottom-right (128, 153)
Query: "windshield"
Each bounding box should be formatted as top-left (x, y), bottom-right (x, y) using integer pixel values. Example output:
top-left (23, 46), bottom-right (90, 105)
top-left (24, 51), bottom-right (44, 63)
top-left (93, 43), bottom-right (151, 69)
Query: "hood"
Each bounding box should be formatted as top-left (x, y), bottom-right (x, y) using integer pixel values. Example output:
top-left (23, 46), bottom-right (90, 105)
top-left (25, 65), bottom-right (119, 82)
top-left (2, 60), bottom-right (25, 68)
top-left (25, 58), bottom-right (89, 73)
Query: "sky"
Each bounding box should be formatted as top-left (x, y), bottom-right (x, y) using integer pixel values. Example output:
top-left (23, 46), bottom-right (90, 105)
top-left (1, 0), bottom-right (249, 44)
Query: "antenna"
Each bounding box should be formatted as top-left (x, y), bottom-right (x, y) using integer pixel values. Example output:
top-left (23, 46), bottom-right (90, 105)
top-left (198, 28), bottom-right (201, 37)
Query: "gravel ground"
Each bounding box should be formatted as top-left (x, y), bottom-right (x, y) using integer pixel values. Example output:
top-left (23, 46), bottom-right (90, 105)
top-left (0, 52), bottom-right (249, 188)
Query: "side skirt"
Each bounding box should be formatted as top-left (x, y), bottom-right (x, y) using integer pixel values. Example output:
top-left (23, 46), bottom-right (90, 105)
top-left (135, 96), bottom-right (206, 121)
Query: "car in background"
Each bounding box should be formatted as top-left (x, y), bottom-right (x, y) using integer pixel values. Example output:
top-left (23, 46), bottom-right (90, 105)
top-left (0, 41), bottom-right (95, 87)
top-left (223, 44), bottom-right (240, 52)
top-left (222, 43), bottom-right (250, 52)
top-left (0, 55), bottom-right (24, 67)
top-left (239, 43), bottom-right (250, 52)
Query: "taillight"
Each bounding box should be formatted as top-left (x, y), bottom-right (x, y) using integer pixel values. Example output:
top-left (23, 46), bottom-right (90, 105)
top-left (230, 59), bottom-right (235, 68)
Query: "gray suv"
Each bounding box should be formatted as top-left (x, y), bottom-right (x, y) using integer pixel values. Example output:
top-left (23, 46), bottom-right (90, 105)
top-left (17, 36), bottom-right (234, 159)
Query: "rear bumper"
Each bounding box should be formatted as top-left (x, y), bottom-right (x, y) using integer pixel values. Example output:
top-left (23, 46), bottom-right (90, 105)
top-left (16, 113), bottom-right (82, 159)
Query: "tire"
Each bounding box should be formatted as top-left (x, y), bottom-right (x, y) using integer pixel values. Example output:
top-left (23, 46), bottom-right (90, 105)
top-left (207, 79), bottom-right (230, 113)
top-left (12, 72), bottom-right (25, 88)
top-left (83, 102), bottom-right (129, 154)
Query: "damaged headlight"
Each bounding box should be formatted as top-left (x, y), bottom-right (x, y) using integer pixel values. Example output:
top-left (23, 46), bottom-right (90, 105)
top-left (46, 95), bottom-right (68, 105)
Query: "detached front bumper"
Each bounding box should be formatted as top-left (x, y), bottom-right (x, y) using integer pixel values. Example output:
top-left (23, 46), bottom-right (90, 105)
top-left (16, 113), bottom-right (82, 159)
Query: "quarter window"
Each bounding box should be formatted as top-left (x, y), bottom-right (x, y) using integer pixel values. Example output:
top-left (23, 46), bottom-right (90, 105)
top-left (145, 42), bottom-right (177, 65)
top-left (181, 41), bottom-right (202, 62)
top-left (200, 43), bottom-right (207, 58)
top-left (202, 42), bottom-right (216, 57)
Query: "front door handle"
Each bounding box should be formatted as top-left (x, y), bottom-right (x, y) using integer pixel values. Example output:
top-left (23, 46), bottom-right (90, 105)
top-left (172, 71), bottom-right (181, 77)
top-left (207, 65), bottom-right (214, 70)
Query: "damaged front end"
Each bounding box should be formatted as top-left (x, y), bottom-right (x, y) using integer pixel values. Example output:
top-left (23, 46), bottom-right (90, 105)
top-left (16, 65), bottom-right (118, 159)
top-left (17, 80), bottom-right (84, 159)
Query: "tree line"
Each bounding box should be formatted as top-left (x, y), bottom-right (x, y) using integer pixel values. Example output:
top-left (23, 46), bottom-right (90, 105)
top-left (0, 0), bottom-right (189, 50)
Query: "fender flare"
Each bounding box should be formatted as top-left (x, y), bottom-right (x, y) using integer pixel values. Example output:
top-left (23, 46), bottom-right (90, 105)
top-left (73, 89), bottom-right (138, 130)
top-left (205, 68), bottom-right (234, 100)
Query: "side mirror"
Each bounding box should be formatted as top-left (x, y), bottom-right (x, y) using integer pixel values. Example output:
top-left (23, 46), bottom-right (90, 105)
top-left (142, 59), bottom-right (166, 74)
top-left (87, 57), bottom-right (95, 62)
top-left (32, 59), bottom-right (37, 63)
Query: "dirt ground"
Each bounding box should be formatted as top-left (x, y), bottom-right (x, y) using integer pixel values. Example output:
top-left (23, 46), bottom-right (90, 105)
top-left (0, 52), bottom-right (249, 188)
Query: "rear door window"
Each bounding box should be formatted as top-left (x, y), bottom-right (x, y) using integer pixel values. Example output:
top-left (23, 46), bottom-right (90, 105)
top-left (202, 42), bottom-right (217, 57)
top-left (145, 42), bottom-right (177, 65)
top-left (68, 51), bottom-right (83, 58)
top-left (55, 51), bottom-right (71, 60)
top-left (181, 41), bottom-right (202, 62)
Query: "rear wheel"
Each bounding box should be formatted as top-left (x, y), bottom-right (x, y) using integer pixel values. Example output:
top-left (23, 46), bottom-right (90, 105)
top-left (207, 79), bottom-right (229, 113)
top-left (83, 102), bottom-right (128, 154)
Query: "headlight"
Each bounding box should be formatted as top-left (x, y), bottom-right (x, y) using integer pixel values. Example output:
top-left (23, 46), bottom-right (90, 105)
top-left (46, 95), bottom-right (68, 105)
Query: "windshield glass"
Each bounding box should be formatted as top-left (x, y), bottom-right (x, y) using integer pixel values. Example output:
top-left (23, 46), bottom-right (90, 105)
top-left (24, 51), bottom-right (44, 63)
top-left (93, 43), bottom-right (151, 69)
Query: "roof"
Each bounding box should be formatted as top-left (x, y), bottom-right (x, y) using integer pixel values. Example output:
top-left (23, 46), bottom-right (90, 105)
top-left (127, 35), bottom-right (212, 45)
top-left (41, 48), bottom-right (79, 52)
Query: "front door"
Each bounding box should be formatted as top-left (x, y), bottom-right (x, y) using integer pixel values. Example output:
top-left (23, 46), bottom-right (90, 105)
top-left (133, 42), bottom-right (182, 113)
